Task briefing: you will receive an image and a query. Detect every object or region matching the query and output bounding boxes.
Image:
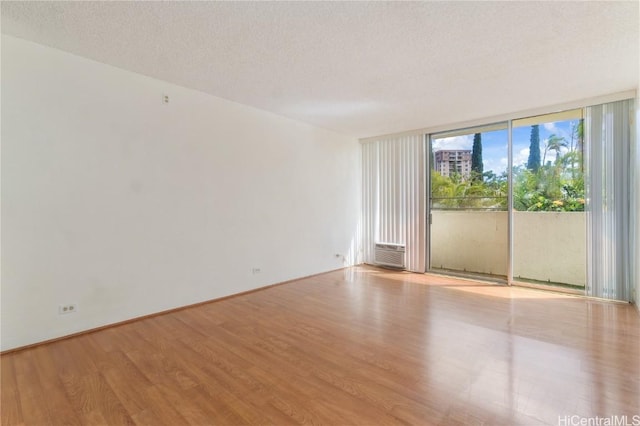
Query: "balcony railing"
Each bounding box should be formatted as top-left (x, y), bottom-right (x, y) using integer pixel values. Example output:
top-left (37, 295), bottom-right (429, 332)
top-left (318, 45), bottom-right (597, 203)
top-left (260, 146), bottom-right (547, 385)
top-left (431, 196), bottom-right (508, 211)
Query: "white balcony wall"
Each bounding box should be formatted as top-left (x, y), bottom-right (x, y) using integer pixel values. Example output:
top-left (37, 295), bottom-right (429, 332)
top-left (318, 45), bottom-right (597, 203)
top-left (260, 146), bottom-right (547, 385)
top-left (430, 211), bottom-right (586, 286)
top-left (513, 212), bottom-right (586, 286)
top-left (430, 211), bottom-right (508, 277)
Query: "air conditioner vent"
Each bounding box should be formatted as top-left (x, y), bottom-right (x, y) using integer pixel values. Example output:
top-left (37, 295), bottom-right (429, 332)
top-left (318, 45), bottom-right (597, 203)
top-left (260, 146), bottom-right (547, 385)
top-left (374, 243), bottom-right (405, 269)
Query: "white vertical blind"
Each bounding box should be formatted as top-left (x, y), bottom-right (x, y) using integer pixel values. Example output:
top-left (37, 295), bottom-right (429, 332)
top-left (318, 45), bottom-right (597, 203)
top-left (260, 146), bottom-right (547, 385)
top-left (361, 134), bottom-right (426, 272)
top-left (632, 96), bottom-right (640, 306)
top-left (585, 99), bottom-right (634, 301)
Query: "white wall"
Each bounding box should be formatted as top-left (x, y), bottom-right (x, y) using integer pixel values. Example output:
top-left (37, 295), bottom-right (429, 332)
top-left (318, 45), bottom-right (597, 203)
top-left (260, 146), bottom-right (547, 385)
top-left (1, 36), bottom-right (361, 351)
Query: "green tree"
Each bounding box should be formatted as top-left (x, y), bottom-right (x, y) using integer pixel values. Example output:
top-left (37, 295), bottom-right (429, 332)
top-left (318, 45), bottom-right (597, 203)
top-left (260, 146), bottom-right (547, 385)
top-left (543, 134), bottom-right (567, 165)
top-left (431, 170), bottom-right (465, 209)
top-left (471, 133), bottom-right (483, 181)
top-left (431, 169), bottom-right (507, 210)
top-left (527, 125), bottom-right (541, 171)
top-left (572, 119), bottom-right (584, 173)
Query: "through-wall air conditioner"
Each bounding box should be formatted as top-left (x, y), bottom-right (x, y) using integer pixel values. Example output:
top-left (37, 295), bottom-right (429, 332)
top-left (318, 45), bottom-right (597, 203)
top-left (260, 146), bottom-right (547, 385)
top-left (374, 243), bottom-right (405, 269)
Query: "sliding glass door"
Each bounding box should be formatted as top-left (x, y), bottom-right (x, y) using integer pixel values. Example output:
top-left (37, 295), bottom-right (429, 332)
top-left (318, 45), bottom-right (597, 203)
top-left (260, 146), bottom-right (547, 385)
top-left (511, 110), bottom-right (586, 291)
top-left (427, 99), bottom-right (633, 301)
top-left (427, 113), bottom-right (588, 290)
top-left (429, 123), bottom-right (508, 281)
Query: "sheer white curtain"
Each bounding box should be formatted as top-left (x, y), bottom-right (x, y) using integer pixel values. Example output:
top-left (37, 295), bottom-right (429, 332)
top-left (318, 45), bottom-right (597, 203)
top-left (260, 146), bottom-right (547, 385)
top-left (585, 98), bottom-right (635, 301)
top-left (361, 134), bottom-right (426, 272)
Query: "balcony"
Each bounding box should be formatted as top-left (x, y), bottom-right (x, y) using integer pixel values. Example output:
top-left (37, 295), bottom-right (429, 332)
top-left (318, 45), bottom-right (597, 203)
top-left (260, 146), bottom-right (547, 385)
top-left (430, 210), bottom-right (586, 288)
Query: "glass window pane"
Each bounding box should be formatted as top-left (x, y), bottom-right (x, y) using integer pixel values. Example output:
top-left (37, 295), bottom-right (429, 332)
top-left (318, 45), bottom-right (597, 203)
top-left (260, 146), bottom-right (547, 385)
top-left (429, 124), bottom-right (508, 281)
top-left (512, 113), bottom-right (586, 290)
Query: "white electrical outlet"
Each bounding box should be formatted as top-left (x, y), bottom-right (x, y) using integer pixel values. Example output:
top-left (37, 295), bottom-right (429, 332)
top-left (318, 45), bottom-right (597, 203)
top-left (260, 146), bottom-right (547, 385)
top-left (252, 267), bottom-right (261, 274)
top-left (58, 304), bottom-right (77, 315)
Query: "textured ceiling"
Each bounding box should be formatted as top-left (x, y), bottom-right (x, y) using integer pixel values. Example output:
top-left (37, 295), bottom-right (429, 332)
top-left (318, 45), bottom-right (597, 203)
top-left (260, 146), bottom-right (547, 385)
top-left (2, 1), bottom-right (638, 138)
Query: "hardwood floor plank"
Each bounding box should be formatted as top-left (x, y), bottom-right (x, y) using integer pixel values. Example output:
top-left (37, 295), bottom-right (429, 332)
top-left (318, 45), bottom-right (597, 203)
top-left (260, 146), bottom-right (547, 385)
top-left (13, 350), bottom-right (52, 425)
top-left (0, 356), bottom-right (24, 425)
top-left (137, 385), bottom-right (189, 425)
top-left (174, 336), bottom-right (271, 404)
top-left (143, 337), bottom-right (268, 424)
top-left (2, 266), bottom-right (639, 425)
top-left (101, 359), bottom-right (154, 418)
top-left (60, 372), bottom-right (135, 425)
top-left (29, 345), bottom-right (82, 426)
top-left (151, 382), bottom-right (232, 426)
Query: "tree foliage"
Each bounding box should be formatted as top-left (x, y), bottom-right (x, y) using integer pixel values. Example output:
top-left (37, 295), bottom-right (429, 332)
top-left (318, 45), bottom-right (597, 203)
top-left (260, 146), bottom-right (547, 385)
top-left (512, 165), bottom-right (584, 212)
top-left (431, 169), bottom-right (506, 210)
top-left (471, 133), bottom-right (483, 181)
top-left (527, 125), bottom-right (541, 171)
top-left (543, 134), bottom-right (568, 165)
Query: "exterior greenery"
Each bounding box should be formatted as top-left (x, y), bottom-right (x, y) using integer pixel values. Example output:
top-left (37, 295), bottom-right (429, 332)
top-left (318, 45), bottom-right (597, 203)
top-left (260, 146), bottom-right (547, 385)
top-left (431, 169), bottom-right (507, 210)
top-left (431, 121), bottom-right (584, 212)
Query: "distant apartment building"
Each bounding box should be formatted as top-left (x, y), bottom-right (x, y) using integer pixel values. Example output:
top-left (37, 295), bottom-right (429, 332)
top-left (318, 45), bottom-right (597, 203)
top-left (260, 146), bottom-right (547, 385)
top-left (434, 149), bottom-right (472, 179)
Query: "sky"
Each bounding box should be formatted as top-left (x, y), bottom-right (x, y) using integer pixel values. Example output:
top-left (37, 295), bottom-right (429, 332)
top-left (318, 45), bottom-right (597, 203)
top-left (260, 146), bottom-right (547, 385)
top-left (431, 119), bottom-right (581, 175)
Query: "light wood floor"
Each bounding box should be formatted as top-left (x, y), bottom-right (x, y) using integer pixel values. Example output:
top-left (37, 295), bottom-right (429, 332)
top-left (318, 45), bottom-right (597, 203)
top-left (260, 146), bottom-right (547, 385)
top-left (2, 266), bottom-right (639, 425)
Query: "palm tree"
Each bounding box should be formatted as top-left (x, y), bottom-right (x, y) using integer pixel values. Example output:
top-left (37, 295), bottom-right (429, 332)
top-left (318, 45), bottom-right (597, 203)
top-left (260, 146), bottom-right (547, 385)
top-left (576, 119), bottom-right (584, 171)
top-left (568, 120), bottom-right (582, 178)
top-left (542, 134), bottom-right (567, 165)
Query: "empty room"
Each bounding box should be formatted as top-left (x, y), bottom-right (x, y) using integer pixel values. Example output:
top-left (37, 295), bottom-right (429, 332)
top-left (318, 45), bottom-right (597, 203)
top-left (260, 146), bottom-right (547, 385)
top-left (1, 1), bottom-right (639, 425)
